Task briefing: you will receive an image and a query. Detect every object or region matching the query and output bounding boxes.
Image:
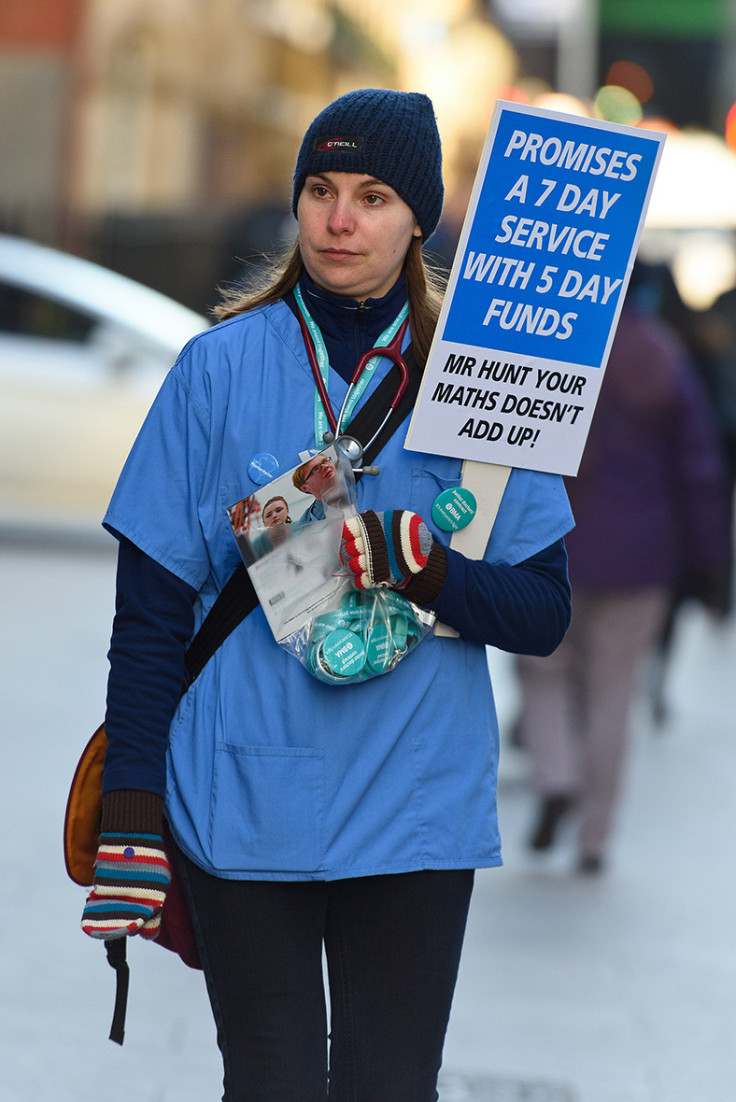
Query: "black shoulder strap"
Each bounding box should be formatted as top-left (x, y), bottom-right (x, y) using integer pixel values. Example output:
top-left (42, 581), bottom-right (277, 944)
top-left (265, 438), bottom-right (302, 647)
top-left (182, 565), bottom-right (257, 690)
top-left (105, 938), bottom-right (130, 1045)
top-left (182, 342), bottom-right (423, 690)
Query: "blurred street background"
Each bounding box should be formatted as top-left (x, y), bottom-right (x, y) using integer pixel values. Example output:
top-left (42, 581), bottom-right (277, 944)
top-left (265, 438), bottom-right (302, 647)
top-left (2, 1), bottom-right (736, 1099)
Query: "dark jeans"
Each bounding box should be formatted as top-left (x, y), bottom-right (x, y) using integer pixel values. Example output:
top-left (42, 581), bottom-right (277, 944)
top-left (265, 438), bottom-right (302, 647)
top-left (174, 846), bottom-right (474, 1102)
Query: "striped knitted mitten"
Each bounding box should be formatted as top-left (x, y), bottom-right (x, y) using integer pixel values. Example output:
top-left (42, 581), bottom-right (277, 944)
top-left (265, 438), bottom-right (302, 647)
top-left (341, 510), bottom-right (431, 589)
top-left (81, 832), bottom-right (171, 941)
top-left (340, 509), bottom-right (446, 596)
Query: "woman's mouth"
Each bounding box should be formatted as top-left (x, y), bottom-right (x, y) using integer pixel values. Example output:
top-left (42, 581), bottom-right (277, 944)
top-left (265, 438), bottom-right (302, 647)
top-left (322, 248), bottom-right (358, 260)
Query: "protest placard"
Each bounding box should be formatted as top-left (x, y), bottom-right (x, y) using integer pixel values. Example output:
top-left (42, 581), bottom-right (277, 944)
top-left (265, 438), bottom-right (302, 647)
top-left (405, 101), bottom-right (666, 476)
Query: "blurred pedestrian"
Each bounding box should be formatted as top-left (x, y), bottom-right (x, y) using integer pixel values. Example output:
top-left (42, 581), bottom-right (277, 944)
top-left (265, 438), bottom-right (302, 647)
top-left (515, 268), bottom-right (732, 874)
top-left (693, 278), bottom-right (736, 486)
top-left (625, 262), bottom-right (736, 721)
top-left (80, 88), bottom-right (573, 1100)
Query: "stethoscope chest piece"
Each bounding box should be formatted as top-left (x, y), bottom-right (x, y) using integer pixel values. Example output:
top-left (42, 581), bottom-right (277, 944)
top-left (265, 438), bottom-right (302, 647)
top-left (325, 432), bottom-right (380, 478)
top-left (333, 434), bottom-right (363, 466)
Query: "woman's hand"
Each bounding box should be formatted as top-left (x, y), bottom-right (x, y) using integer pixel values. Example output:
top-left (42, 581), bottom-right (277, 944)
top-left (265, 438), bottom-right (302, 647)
top-left (81, 832), bottom-right (171, 940)
top-left (340, 510), bottom-right (432, 589)
top-left (340, 509), bottom-right (447, 604)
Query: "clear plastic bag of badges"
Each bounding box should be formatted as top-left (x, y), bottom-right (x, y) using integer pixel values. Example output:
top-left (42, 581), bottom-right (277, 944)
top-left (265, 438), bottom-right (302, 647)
top-left (226, 445), bottom-right (435, 685)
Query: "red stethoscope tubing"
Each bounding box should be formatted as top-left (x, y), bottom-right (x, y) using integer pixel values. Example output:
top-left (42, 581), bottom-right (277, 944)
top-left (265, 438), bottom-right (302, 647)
top-left (296, 310), bottom-right (411, 436)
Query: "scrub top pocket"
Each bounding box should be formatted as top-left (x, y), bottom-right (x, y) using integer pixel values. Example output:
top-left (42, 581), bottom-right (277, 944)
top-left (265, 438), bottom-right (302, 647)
top-left (209, 743), bottom-right (326, 874)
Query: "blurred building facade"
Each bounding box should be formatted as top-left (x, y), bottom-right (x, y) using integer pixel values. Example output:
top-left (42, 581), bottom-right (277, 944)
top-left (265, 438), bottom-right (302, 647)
top-left (0, 0), bottom-right (515, 310)
top-left (5, 0), bottom-right (736, 314)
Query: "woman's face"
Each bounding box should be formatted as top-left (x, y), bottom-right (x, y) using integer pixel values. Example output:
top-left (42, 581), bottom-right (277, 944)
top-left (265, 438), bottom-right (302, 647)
top-left (297, 172), bottom-right (422, 301)
top-left (262, 498), bottom-right (289, 527)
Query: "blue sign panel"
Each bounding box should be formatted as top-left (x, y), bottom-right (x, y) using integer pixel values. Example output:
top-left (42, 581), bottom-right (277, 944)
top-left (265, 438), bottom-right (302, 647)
top-left (442, 107), bottom-right (662, 368)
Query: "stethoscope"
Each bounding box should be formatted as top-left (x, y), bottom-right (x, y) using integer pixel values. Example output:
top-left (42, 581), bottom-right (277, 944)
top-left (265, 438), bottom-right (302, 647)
top-left (294, 286), bottom-right (411, 476)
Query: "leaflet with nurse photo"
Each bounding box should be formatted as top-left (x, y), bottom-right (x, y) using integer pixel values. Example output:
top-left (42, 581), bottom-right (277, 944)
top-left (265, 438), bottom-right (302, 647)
top-left (227, 447), bottom-right (435, 685)
top-left (226, 446), bottom-right (353, 644)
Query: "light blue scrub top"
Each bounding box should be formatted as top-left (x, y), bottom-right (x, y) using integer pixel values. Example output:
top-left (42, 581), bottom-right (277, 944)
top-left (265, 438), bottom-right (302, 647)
top-left (104, 300), bottom-right (573, 881)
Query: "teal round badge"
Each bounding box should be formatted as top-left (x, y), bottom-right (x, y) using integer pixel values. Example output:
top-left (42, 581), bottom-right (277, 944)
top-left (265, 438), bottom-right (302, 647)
top-left (431, 487), bottom-right (477, 532)
top-left (320, 629), bottom-right (366, 678)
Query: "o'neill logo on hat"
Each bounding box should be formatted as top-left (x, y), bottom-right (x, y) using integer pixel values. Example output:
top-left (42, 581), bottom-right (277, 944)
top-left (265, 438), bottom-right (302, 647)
top-left (314, 135), bottom-right (364, 153)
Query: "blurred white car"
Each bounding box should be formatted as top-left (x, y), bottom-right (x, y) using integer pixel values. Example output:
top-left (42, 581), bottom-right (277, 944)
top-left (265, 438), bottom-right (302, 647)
top-left (0, 233), bottom-right (209, 536)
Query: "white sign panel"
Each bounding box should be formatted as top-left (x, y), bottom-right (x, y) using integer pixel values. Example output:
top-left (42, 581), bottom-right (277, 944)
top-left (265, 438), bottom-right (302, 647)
top-left (405, 101), bottom-right (666, 475)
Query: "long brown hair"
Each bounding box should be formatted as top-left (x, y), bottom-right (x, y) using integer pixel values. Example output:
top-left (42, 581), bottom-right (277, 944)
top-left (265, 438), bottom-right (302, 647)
top-left (213, 237), bottom-right (446, 369)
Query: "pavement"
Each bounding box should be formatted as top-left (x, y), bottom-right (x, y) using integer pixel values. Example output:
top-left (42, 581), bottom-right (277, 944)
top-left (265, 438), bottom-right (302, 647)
top-left (1, 537), bottom-right (734, 1101)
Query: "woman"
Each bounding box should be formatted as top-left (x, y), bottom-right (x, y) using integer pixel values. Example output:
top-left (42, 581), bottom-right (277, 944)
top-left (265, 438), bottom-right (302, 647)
top-left (250, 494), bottom-right (292, 556)
top-left (82, 89), bottom-right (573, 1102)
top-left (262, 495), bottom-right (291, 528)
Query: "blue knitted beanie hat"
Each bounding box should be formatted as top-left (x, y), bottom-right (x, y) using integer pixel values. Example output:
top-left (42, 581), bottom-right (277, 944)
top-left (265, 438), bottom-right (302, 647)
top-left (292, 88), bottom-right (444, 241)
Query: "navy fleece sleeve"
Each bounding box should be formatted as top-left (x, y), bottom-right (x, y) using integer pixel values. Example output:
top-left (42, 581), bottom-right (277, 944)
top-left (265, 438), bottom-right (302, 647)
top-left (430, 538), bottom-right (571, 654)
top-left (102, 536), bottom-right (197, 795)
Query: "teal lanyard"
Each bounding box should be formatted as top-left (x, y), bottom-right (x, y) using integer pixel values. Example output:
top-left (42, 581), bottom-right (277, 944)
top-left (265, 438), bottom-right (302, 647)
top-left (294, 283), bottom-right (409, 449)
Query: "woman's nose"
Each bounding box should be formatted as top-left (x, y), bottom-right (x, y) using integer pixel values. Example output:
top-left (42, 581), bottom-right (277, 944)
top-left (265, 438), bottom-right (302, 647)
top-left (328, 199), bottom-right (354, 234)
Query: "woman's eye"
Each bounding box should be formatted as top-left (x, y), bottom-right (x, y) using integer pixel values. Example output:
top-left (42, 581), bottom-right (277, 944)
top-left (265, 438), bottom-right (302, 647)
top-left (364, 193), bottom-right (384, 206)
